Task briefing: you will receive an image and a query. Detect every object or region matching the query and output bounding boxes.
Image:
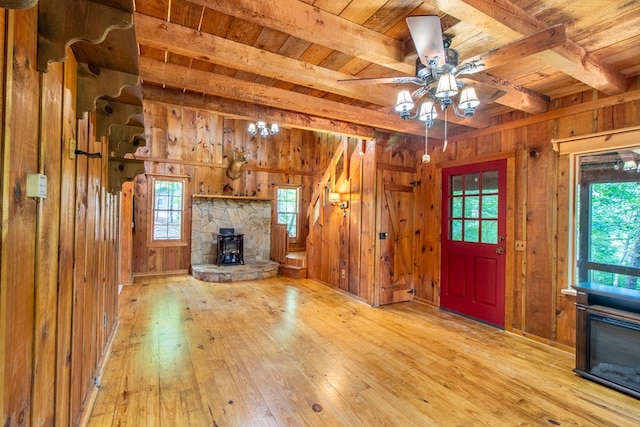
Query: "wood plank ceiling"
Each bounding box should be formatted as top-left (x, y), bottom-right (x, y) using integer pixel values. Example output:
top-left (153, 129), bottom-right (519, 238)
top-left (133, 0), bottom-right (640, 140)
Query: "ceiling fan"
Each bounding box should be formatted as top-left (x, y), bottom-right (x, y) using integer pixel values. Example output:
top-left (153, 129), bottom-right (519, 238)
top-left (340, 15), bottom-right (485, 131)
top-left (340, 15), bottom-right (567, 129)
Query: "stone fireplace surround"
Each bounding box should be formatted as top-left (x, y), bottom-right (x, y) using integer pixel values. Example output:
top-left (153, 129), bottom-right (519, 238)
top-left (191, 195), bottom-right (272, 267)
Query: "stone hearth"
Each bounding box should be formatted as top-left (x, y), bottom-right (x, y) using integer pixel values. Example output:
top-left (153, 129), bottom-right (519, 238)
top-left (192, 261), bottom-right (279, 283)
top-left (191, 196), bottom-right (274, 282)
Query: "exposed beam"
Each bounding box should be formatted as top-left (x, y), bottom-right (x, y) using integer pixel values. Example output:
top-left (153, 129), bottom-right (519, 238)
top-left (135, 13), bottom-right (388, 102)
top-left (461, 73), bottom-right (549, 114)
top-left (463, 24), bottom-right (566, 74)
top-left (187, 0), bottom-right (414, 75)
top-left (138, 57), bottom-right (440, 137)
top-left (427, 0), bottom-right (631, 95)
top-left (136, 13), bottom-right (435, 123)
top-left (141, 85), bottom-right (378, 140)
top-left (446, 87), bottom-right (640, 143)
top-left (185, 0), bottom-right (546, 115)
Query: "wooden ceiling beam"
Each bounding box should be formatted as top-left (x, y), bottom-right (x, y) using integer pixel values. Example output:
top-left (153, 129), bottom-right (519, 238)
top-left (134, 15), bottom-right (393, 109)
top-left (138, 57), bottom-right (442, 137)
top-left (135, 13), bottom-right (495, 129)
top-left (141, 85), bottom-right (378, 140)
top-left (184, 0), bottom-right (553, 115)
top-left (427, 0), bottom-right (632, 95)
top-left (187, 0), bottom-right (414, 75)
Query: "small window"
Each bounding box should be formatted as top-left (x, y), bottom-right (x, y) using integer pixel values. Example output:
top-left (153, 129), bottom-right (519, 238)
top-left (448, 170), bottom-right (499, 244)
top-left (148, 176), bottom-right (188, 246)
top-left (276, 186), bottom-right (300, 240)
top-left (573, 149), bottom-right (640, 290)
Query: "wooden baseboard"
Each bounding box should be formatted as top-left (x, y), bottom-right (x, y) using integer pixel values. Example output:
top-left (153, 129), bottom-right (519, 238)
top-left (77, 320), bottom-right (120, 427)
top-left (133, 269), bottom-right (189, 278)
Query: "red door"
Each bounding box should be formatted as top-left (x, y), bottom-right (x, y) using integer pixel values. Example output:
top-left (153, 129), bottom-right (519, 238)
top-left (440, 160), bottom-right (506, 327)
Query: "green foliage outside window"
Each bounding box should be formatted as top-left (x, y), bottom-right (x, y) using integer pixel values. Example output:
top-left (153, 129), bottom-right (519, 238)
top-left (277, 187), bottom-right (298, 238)
top-left (580, 182), bottom-right (640, 289)
top-left (577, 152), bottom-right (640, 290)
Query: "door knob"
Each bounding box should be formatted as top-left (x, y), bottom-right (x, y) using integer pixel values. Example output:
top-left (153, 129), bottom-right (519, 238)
top-left (496, 247), bottom-right (505, 254)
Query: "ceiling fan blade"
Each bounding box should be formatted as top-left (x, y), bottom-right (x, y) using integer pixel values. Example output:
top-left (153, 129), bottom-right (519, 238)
top-left (459, 23), bottom-right (567, 74)
top-left (338, 76), bottom-right (423, 85)
top-left (406, 15), bottom-right (445, 67)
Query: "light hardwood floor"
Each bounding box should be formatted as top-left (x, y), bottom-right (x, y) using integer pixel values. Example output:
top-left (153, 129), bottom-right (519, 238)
top-left (87, 275), bottom-right (640, 426)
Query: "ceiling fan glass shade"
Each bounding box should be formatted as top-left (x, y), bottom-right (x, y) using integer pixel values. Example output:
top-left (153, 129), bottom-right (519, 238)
top-left (458, 87), bottom-right (480, 110)
top-left (394, 90), bottom-right (414, 112)
top-left (418, 101), bottom-right (437, 121)
top-left (435, 73), bottom-right (458, 98)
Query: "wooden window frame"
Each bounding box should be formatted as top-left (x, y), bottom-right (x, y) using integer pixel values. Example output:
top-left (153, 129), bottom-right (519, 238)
top-left (147, 175), bottom-right (189, 248)
top-left (275, 185), bottom-right (301, 243)
top-left (553, 126), bottom-right (640, 291)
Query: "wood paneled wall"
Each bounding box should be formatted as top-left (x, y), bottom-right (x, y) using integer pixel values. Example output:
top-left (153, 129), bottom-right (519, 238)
top-left (1, 7), bottom-right (121, 426)
top-left (130, 101), bottom-right (341, 275)
top-left (305, 82), bottom-right (640, 350)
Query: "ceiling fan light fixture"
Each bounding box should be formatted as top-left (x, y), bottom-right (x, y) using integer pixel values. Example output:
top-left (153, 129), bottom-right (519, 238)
top-left (418, 100), bottom-right (437, 123)
top-left (458, 87), bottom-right (480, 115)
top-left (435, 73), bottom-right (458, 98)
top-left (394, 90), bottom-right (414, 115)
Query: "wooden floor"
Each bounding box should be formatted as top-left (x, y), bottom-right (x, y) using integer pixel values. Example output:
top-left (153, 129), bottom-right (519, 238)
top-left (87, 275), bottom-right (640, 426)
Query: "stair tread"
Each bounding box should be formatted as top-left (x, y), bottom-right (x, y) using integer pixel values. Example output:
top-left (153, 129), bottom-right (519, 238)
top-left (284, 251), bottom-right (307, 268)
top-left (280, 264), bottom-right (306, 270)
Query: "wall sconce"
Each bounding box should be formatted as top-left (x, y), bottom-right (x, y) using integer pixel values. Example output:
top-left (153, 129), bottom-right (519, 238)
top-left (328, 192), bottom-right (341, 204)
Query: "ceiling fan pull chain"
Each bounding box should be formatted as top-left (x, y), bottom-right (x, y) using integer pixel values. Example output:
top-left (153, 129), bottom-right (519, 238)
top-left (423, 122), bottom-right (430, 163)
top-left (443, 108), bottom-right (448, 153)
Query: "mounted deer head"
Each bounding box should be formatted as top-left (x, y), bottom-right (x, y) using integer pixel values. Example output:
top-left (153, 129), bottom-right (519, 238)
top-left (225, 148), bottom-right (248, 180)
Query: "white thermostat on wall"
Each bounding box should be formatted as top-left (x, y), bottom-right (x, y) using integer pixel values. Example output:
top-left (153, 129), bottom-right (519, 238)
top-left (26, 173), bottom-right (47, 198)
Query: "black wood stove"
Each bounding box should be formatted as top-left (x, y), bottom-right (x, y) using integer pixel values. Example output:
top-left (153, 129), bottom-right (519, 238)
top-left (216, 227), bottom-right (244, 266)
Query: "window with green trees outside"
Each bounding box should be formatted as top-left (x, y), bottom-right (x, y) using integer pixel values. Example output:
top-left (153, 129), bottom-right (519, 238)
top-left (276, 187), bottom-right (299, 239)
top-left (576, 150), bottom-right (640, 290)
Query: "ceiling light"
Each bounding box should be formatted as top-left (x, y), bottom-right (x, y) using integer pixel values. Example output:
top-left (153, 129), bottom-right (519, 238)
top-left (393, 73), bottom-right (481, 130)
top-left (394, 90), bottom-right (414, 114)
top-left (248, 121), bottom-right (279, 137)
top-left (435, 73), bottom-right (458, 98)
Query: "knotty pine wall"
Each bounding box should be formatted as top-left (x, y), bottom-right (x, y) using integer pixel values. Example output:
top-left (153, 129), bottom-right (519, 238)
top-left (131, 101), bottom-right (346, 276)
top-left (1, 7), bottom-right (121, 426)
top-left (412, 83), bottom-right (640, 349)
top-left (305, 82), bottom-right (640, 350)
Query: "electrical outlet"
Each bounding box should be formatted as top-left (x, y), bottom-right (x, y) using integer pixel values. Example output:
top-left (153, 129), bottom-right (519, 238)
top-left (515, 240), bottom-right (526, 251)
top-left (341, 269), bottom-right (346, 279)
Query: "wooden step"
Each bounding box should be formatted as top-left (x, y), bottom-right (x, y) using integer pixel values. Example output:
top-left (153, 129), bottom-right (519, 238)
top-left (279, 264), bottom-right (307, 279)
top-left (284, 251), bottom-right (307, 268)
